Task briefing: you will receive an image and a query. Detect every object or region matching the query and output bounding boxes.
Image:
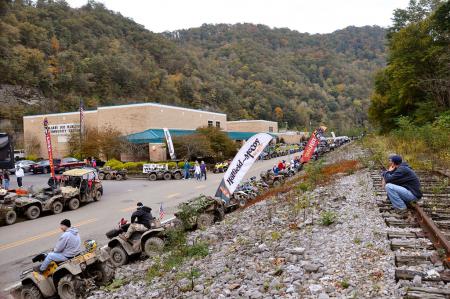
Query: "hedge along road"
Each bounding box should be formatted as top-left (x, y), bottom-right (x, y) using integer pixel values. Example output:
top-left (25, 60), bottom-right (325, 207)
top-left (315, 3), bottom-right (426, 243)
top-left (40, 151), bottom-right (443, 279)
top-left (0, 154), bottom-right (293, 291)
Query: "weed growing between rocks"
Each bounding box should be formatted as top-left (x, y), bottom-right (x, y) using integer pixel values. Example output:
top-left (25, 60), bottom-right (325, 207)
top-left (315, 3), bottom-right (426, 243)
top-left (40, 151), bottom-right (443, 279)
top-left (146, 228), bottom-right (209, 290)
top-left (320, 211), bottom-right (338, 226)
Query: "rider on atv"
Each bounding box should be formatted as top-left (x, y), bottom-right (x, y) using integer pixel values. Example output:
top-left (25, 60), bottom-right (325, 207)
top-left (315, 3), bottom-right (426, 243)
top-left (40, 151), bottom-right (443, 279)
top-left (120, 202), bottom-right (154, 240)
top-left (34, 219), bottom-right (82, 273)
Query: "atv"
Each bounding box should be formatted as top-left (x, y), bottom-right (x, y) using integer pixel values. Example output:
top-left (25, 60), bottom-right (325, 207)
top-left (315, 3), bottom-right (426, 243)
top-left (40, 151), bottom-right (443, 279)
top-left (213, 161), bottom-right (229, 173)
top-left (173, 195), bottom-right (225, 230)
top-left (260, 170), bottom-right (285, 188)
top-left (0, 189), bottom-right (17, 225)
top-left (98, 167), bottom-right (128, 181)
top-left (143, 163), bottom-right (173, 181)
top-left (12, 240), bottom-right (113, 299)
top-left (105, 218), bottom-right (166, 267)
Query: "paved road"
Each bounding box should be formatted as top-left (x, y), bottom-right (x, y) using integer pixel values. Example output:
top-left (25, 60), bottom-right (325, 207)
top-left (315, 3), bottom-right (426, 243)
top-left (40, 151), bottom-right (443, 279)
top-left (0, 155), bottom-right (292, 290)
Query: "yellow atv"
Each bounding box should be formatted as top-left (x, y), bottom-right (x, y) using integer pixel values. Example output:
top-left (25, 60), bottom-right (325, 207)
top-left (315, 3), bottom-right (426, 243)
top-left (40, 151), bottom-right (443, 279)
top-left (12, 240), bottom-right (113, 299)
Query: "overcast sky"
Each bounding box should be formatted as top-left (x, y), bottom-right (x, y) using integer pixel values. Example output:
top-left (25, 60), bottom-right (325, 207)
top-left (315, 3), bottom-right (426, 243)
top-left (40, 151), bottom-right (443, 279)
top-left (66, 0), bottom-right (410, 34)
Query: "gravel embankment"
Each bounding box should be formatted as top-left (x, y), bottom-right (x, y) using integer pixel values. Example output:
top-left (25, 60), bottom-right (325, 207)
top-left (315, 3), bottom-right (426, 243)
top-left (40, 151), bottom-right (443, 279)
top-left (88, 144), bottom-right (401, 299)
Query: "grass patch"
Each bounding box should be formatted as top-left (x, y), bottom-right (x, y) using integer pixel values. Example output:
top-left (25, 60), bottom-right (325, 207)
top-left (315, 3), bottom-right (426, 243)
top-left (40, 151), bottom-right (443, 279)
top-left (147, 229), bottom-right (209, 283)
top-left (320, 211), bottom-right (337, 226)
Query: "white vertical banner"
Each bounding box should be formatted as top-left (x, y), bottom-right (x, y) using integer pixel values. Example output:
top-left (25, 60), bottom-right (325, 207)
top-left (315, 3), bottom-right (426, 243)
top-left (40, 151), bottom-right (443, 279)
top-left (331, 131), bottom-right (336, 140)
top-left (215, 133), bottom-right (273, 202)
top-left (163, 128), bottom-right (176, 160)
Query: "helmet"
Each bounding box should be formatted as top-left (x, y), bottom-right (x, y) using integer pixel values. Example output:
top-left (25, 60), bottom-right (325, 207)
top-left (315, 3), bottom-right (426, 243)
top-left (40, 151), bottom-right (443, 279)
top-left (84, 239), bottom-right (97, 252)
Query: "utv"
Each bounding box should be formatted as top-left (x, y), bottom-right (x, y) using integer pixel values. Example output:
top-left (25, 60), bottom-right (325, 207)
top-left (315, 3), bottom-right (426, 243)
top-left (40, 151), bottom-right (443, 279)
top-left (14, 169), bottom-right (103, 220)
top-left (13, 240), bottom-right (113, 299)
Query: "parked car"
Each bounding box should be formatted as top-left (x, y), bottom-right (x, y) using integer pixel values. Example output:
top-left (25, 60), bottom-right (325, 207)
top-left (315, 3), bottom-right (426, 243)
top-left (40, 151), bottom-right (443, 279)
top-left (11, 160), bottom-right (36, 173)
top-left (54, 157), bottom-right (86, 174)
top-left (30, 160), bottom-right (55, 174)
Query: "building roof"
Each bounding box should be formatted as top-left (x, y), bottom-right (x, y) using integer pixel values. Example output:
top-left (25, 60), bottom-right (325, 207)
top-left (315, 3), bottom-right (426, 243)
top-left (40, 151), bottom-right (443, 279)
top-left (227, 120), bottom-right (277, 123)
top-left (127, 129), bottom-right (275, 144)
top-left (23, 102), bottom-right (225, 119)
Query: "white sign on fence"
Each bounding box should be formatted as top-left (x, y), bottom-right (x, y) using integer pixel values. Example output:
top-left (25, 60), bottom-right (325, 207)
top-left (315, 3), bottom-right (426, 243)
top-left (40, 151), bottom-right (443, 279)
top-left (49, 123), bottom-right (80, 135)
top-left (143, 163), bottom-right (168, 173)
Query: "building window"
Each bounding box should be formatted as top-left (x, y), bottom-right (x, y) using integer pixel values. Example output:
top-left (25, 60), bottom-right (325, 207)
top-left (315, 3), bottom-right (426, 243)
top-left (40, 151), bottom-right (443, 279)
top-left (208, 120), bottom-right (213, 127)
top-left (269, 126), bottom-right (273, 132)
top-left (216, 121), bottom-right (220, 128)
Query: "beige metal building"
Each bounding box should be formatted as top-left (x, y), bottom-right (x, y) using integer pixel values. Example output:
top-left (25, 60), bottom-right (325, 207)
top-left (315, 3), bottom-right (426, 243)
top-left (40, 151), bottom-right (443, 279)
top-left (23, 103), bottom-right (227, 159)
top-left (23, 103), bottom-right (285, 160)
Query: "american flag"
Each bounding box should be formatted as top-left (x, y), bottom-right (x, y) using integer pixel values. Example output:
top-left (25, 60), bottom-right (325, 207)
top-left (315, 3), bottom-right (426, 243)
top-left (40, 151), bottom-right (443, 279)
top-left (159, 202), bottom-right (165, 220)
top-left (79, 99), bottom-right (84, 135)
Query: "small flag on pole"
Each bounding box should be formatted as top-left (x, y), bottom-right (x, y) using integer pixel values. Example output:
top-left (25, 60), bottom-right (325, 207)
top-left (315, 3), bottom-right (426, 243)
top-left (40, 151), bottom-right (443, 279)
top-left (159, 202), bottom-right (165, 220)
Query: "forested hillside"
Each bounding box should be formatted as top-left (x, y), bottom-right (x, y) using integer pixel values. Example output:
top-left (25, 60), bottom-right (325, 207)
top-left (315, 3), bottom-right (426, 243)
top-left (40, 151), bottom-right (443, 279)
top-left (1, 0), bottom-right (386, 134)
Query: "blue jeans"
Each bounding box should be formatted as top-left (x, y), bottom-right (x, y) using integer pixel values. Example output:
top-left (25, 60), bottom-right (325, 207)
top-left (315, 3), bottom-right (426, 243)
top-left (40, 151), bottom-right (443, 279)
top-left (385, 183), bottom-right (417, 210)
top-left (184, 170), bottom-right (189, 179)
top-left (40, 252), bottom-right (68, 271)
top-left (3, 179), bottom-right (9, 190)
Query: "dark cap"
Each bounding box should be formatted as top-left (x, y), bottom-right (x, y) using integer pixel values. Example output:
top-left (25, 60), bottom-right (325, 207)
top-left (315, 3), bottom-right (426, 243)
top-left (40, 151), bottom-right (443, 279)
top-left (137, 202), bottom-right (143, 208)
top-left (60, 219), bottom-right (71, 227)
top-left (389, 155), bottom-right (402, 165)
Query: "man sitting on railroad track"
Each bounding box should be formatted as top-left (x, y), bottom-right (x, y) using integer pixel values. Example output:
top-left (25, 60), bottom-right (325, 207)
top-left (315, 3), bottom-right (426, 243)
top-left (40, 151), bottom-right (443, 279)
top-left (382, 155), bottom-right (422, 214)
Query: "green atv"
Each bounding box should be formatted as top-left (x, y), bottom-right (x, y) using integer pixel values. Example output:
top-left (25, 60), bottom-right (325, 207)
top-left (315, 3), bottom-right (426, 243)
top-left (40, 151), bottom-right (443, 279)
top-left (173, 195), bottom-right (225, 230)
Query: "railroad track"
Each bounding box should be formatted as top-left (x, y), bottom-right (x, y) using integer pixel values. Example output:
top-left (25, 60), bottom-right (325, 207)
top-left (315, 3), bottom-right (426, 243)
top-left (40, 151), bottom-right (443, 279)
top-left (370, 170), bottom-right (450, 298)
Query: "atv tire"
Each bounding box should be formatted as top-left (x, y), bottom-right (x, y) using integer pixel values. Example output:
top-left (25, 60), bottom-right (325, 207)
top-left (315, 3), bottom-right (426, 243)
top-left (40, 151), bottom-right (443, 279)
top-left (98, 173), bottom-right (105, 180)
top-left (20, 284), bottom-right (42, 299)
top-left (110, 246), bottom-right (128, 267)
top-left (93, 261), bottom-right (114, 286)
top-left (170, 218), bottom-right (184, 230)
top-left (197, 213), bottom-right (214, 230)
top-left (52, 201), bottom-right (64, 214)
top-left (94, 190), bottom-right (102, 201)
top-left (4, 210), bottom-right (17, 225)
top-left (144, 237), bottom-right (164, 257)
top-left (148, 173), bottom-right (157, 181)
top-left (57, 274), bottom-right (80, 299)
top-left (25, 205), bottom-right (41, 220)
top-left (116, 174), bottom-right (123, 181)
top-left (173, 172), bottom-right (182, 180)
top-left (105, 173), bottom-right (112, 180)
top-left (68, 198), bottom-right (80, 210)
top-left (273, 180), bottom-right (281, 188)
top-left (163, 172), bottom-right (172, 180)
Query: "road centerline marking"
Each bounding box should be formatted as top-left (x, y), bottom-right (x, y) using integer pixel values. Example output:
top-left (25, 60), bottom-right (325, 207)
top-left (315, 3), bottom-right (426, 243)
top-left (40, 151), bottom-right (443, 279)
top-left (120, 206), bottom-right (137, 212)
top-left (195, 185), bottom-right (206, 189)
top-left (0, 218), bottom-right (98, 252)
top-left (167, 193), bottom-right (181, 199)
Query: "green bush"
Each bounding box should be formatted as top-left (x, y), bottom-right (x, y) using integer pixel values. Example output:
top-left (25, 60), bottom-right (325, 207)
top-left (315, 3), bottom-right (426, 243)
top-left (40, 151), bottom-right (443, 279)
top-left (25, 154), bottom-right (38, 161)
top-left (167, 162), bottom-right (177, 169)
top-left (122, 161), bottom-right (145, 171)
top-left (105, 159), bottom-right (124, 170)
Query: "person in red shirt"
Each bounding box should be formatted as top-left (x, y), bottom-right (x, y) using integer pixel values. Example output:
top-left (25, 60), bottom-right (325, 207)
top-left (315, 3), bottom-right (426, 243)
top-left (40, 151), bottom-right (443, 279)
top-left (278, 161), bottom-right (285, 171)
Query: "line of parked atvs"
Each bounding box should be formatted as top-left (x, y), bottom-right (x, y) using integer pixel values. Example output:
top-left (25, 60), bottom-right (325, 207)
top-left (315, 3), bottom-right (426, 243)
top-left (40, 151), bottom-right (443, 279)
top-left (0, 168), bottom-right (103, 226)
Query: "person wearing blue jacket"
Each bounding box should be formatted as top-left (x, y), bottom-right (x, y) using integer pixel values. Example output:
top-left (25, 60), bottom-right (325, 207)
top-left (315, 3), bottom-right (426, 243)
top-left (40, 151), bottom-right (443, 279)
top-left (183, 160), bottom-right (191, 179)
top-left (382, 155), bottom-right (422, 213)
top-left (36, 219), bottom-right (82, 272)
